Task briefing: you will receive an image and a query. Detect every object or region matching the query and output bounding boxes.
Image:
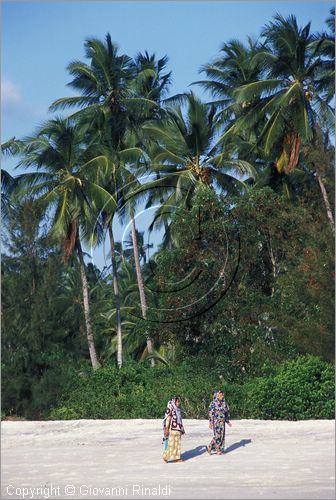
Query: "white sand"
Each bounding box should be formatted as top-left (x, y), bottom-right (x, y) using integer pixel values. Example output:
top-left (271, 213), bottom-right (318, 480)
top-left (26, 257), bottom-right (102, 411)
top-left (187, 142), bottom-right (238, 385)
top-left (1, 419), bottom-right (335, 499)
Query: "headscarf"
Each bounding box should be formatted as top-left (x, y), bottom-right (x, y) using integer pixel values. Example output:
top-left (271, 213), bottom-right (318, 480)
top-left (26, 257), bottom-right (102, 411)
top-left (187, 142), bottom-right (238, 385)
top-left (163, 395), bottom-right (184, 434)
top-left (213, 390), bottom-right (219, 402)
top-left (209, 389), bottom-right (230, 424)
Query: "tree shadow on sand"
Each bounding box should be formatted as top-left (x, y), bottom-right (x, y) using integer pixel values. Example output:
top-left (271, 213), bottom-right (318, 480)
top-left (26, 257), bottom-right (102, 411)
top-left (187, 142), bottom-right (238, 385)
top-left (224, 438), bottom-right (252, 454)
top-left (181, 445), bottom-right (207, 461)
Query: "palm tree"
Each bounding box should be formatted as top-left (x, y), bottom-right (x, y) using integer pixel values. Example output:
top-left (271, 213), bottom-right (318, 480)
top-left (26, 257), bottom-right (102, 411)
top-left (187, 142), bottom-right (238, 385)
top-left (128, 51), bottom-right (172, 144)
top-left (1, 138), bottom-right (25, 225)
top-left (113, 51), bottom-right (172, 363)
top-left (88, 137), bottom-right (153, 367)
top-left (128, 53), bottom-right (173, 249)
top-left (49, 34), bottom-right (158, 146)
top-left (141, 91), bottom-right (256, 231)
top-left (231, 13), bottom-right (334, 228)
top-left (302, 10), bottom-right (335, 232)
top-left (311, 8), bottom-right (335, 108)
top-left (232, 14), bottom-right (324, 174)
top-left (194, 37), bottom-right (266, 134)
top-left (90, 143), bottom-right (124, 369)
top-left (133, 51), bottom-right (172, 112)
top-left (194, 37), bottom-right (285, 198)
top-left (49, 35), bottom-right (161, 367)
top-left (49, 34), bottom-right (132, 367)
top-left (115, 161), bottom-right (156, 361)
top-left (1, 168), bottom-right (16, 225)
top-left (14, 118), bottom-right (116, 369)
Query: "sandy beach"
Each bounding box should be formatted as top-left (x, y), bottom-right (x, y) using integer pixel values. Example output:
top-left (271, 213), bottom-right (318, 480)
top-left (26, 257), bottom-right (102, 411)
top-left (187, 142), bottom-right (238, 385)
top-left (1, 419), bottom-right (335, 500)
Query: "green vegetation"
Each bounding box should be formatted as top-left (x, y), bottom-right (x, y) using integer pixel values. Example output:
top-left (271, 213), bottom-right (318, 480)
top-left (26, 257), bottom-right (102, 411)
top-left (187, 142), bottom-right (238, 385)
top-left (49, 356), bottom-right (334, 420)
top-left (2, 11), bottom-right (334, 420)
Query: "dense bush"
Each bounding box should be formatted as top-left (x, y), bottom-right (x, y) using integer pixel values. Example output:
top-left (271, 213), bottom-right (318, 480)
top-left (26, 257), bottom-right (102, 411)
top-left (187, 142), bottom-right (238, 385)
top-left (49, 360), bottom-right (219, 420)
top-left (49, 355), bottom-right (334, 421)
top-left (244, 355), bottom-right (335, 419)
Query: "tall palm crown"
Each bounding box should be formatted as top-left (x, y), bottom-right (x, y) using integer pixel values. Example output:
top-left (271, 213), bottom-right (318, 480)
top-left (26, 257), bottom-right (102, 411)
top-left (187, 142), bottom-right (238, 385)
top-left (49, 34), bottom-right (156, 148)
top-left (133, 51), bottom-right (172, 105)
top-left (49, 35), bottom-right (169, 214)
top-left (195, 37), bottom-right (266, 126)
top-left (194, 37), bottom-right (268, 168)
top-left (50, 34), bottom-right (135, 109)
top-left (16, 118), bottom-right (112, 257)
top-left (311, 8), bottom-right (335, 107)
top-left (142, 92), bottom-right (255, 230)
top-left (232, 14), bottom-right (326, 173)
top-left (124, 51), bottom-right (172, 142)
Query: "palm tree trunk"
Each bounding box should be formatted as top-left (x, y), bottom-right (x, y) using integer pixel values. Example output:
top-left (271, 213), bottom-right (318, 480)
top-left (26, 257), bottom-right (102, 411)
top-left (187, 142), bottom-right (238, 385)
top-left (77, 241), bottom-right (101, 370)
top-left (267, 232), bottom-right (277, 297)
top-left (156, 172), bottom-right (172, 250)
top-left (316, 173), bottom-right (335, 233)
top-left (108, 222), bottom-right (123, 368)
top-left (130, 211), bottom-right (154, 365)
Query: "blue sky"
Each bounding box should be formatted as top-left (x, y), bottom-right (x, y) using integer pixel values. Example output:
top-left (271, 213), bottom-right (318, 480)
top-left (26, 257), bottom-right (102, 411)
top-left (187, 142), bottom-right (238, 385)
top-left (2, 1), bottom-right (333, 142)
top-left (2, 1), bottom-right (333, 269)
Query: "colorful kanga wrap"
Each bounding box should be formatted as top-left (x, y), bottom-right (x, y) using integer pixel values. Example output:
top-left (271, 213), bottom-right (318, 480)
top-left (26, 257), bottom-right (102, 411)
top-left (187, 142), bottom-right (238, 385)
top-left (208, 390), bottom-right (230, 453)
top-left (162, 397), bottom-right (185, 462)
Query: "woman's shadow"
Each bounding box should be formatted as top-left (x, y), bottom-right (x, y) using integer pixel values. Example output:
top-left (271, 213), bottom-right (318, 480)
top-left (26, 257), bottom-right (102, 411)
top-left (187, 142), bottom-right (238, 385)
top-left (224, 438), bottom-right (252, 454)
top-left (182, 439), bottom-right (252, 461)
top-left (182, 445), bottom-right (207, 461)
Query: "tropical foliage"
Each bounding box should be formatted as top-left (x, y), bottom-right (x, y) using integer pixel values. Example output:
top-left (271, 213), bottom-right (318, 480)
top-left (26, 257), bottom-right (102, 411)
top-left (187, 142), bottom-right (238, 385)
top-left (49, 355), bottom-right (334, 420)
top-left (1, 12), bottom-right (334, 419)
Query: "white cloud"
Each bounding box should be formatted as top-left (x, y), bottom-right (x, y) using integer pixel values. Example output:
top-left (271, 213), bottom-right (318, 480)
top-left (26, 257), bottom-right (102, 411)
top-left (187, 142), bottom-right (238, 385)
top-left (1, 79), bottom-right (22, 107)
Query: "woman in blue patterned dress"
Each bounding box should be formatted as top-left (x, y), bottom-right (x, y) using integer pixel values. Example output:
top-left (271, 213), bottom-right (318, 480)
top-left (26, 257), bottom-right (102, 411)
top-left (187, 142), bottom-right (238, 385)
top-left (207, 390), bottom-right (232, 455)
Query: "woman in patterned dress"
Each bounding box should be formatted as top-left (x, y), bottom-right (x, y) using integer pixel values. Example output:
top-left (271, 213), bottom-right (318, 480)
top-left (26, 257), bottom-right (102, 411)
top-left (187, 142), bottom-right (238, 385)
top-left (207, 389), bottom-right (232, 455)
top-left (162, 396), bottom-right (185, 463)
